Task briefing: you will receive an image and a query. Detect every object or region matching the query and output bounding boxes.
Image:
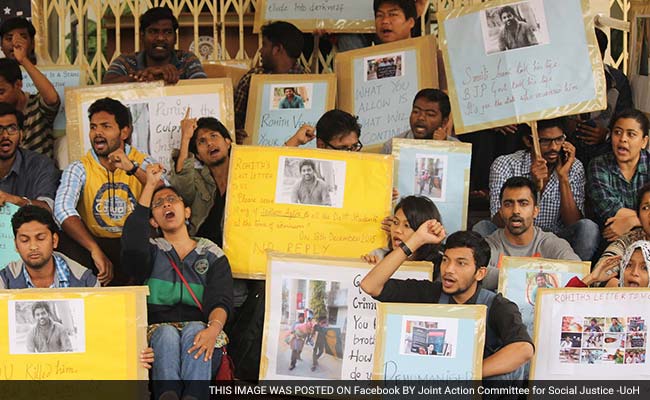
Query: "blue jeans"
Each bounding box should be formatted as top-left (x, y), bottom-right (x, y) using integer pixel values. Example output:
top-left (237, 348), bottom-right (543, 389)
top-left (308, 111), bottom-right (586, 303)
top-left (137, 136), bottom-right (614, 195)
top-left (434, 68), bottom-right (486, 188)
top-left (556, 219), bottom-right (600, 262)
top-left (472, 219), bottom-right (599, 261)
top-left (150, 322), bottom-right (223, 400)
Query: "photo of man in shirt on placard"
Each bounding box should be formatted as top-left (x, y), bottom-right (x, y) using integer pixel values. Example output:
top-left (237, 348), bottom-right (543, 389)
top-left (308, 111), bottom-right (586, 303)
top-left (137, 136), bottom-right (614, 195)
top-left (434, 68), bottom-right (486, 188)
top-left (480, 0), bottom-right (549, 55)
top-left (9, 299), bottom-right (85, 354)
top-left (275, 157), bottom-right (346, 208)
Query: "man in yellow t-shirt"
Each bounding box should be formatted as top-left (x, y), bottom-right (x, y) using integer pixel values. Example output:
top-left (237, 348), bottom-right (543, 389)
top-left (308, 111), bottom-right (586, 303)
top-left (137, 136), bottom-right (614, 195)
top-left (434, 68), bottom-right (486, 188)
top-left (54, 97), bottom-right (165, 286)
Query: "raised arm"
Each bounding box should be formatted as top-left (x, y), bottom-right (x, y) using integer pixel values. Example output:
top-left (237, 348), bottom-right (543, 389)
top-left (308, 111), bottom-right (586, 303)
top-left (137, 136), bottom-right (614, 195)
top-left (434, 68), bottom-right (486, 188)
top-left (13, 37), bottom-right (59, 106)
top-left (360, 219), bottom-right (445, 297)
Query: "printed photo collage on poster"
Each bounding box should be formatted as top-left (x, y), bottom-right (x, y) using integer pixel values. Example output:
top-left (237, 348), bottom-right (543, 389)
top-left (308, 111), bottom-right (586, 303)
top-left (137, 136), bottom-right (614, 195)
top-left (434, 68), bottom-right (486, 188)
top-left (559, 316), bottom-right (647, 365)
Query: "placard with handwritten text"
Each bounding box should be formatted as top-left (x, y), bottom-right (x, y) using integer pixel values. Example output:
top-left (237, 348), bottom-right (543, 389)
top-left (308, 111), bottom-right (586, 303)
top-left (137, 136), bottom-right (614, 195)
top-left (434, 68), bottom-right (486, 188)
top-left (21, 66), bottom-right (82, 136)
top-left (66, 80), bottom-right (234, 169)
top-left (439, 0), bottom-right (606, 134)
top-left (259, 253), bottom-right (432, 380)
top-left (254, 0), bottom-right (375, 33)
top-left (0, 286), bottom-right (148, 379)
top-left (223, 146), bottom-right (392, 279)
top-left (531, 288), bottom-right (650, 379)
top-left (336, 36), bottom-right (437, 151)
top-left (245, 74), bottom-right (336, 147)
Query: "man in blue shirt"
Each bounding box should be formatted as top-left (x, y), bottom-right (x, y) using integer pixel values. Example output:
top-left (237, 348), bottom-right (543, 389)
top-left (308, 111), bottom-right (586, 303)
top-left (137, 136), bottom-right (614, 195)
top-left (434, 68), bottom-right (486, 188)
top-left (0, 205), bottom-right (98, 289)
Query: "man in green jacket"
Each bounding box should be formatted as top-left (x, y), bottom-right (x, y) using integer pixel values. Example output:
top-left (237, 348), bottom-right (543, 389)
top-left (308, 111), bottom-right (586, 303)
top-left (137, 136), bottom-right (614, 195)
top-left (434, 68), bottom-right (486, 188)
top-left (170, 110), bottom-right (231, 247)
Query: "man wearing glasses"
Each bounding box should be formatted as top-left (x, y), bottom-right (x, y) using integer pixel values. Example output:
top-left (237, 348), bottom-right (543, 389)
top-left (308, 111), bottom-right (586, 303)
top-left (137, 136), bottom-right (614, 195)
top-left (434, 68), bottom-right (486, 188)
top-left (285, 109), bottom-right (363, 152)
top-left (102, 7), bottom-right (206, 84)
top-left (473, 117), bottom-right (599, 262)
top-left (0, 103), bottom-right (59, 211)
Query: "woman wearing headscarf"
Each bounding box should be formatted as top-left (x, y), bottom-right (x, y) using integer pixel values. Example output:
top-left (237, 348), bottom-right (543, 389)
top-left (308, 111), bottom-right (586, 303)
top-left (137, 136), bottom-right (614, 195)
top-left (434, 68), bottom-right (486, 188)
top-left (566, 240), bottom-right (650, 287)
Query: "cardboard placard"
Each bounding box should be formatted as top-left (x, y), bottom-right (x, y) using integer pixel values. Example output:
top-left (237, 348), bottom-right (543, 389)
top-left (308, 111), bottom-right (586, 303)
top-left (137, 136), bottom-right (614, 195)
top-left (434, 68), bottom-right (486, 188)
top-left (374, 302), bottom-right (486, 380)
top-left (498, 256), bottom-right (590, 338)
top-left (335, 36), bottom-right (438, 151)
top-left (21, 66), bottom-right (83, 137)
top-left (629, 3), bottom-right (650, 114)
top-left (531, 288), bottom-right (650, 379)
top-left (65, 79), bottom-right (234, 169)
top-left (223, 146), bottom-right (393, 279)
top-left (0, 204), bottom-right (20, 269)
top-left (253, 0), bottom-right (376, 33)
top-left (392, 138), bottom-right (471, 234)
top-left (245, 74), bottom-right (337, 147)
top-left (439, 0), bottom-right (606, 134)
top-left (259, 253), bottom-right (433, 380)
top-left (0, 286), bottom-right (148, 380)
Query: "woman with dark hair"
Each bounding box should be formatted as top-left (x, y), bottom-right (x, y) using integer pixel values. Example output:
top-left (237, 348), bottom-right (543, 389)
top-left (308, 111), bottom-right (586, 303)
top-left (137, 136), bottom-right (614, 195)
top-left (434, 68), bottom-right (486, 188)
top-left (122, 164), bottom-right (233, 400)
top-left (363, 196), bottom-right (443, 270)
top-left (588, 109), bottom-right (650, 242)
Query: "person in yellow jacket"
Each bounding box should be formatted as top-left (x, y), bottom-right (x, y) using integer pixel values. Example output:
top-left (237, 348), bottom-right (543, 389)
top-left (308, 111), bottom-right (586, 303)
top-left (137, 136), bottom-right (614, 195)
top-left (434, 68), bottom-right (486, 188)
top-left (54, 97), bottom-right (165, 286)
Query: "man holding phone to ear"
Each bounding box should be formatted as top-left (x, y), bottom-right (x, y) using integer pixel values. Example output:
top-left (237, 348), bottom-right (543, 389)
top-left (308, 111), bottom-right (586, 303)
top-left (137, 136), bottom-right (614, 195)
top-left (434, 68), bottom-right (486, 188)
top-left (473, 117), bottom-right (600, 262)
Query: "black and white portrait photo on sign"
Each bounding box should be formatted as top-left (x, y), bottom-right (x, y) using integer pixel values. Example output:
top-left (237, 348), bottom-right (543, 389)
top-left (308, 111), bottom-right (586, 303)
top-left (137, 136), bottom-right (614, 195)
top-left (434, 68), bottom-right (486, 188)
top-left (8, 299), bottom-right (86, 354)
top-left (480, 0), bottom-right (550, 55)
top-left (363, 52), bottom-right (404, 82)
top-left (275, 157), bottom-right (346, 208)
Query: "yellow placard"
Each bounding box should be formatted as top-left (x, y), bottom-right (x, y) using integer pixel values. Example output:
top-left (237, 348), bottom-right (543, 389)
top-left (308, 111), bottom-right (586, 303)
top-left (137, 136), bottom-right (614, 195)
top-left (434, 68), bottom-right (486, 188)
top-left (0, 286), bottom-right (148, 380)
top-left (223, 146), bottom-right (393, 279)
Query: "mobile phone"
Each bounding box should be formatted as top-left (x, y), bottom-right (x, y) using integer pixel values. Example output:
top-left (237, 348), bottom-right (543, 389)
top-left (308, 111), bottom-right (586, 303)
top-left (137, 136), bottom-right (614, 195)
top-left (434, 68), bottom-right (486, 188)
top-left (559, 149), bottom-right (568, 162)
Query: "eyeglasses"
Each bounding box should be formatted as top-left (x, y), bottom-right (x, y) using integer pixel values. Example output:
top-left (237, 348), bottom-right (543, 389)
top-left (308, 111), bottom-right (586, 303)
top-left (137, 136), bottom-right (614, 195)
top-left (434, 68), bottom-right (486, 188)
top-left (538, 134), bottom-right (566, 147)
top-left (152, 195), bottom-right (182, 209)
top-left (0, 124), bottom-right (19, 136)
top-left (324, 140), bottom-right (363, 152)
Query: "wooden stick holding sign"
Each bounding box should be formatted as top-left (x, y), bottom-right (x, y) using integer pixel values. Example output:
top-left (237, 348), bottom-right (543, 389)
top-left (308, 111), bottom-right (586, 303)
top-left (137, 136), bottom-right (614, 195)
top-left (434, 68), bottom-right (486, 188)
top-left (529, 120), bottom-right (544, 194)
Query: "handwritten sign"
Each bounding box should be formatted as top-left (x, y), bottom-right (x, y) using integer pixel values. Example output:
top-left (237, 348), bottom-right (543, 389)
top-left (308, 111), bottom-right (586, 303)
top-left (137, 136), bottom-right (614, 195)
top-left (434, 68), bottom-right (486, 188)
top-left (336, 36), bottom-right (437, 150)
top-left (223, 146), bottom-right (392, 279)
top-left (0, 286), bottom-right (148, 380)
top-left (392, 139), bottom-right (471, 234)
top-left (66, 80), bottom-right (234, 169)
top-left (259, 253), bottom-right (432, 380)
top-left (21, 66), bottom-right (82, 136)
top-left (439, 0), bottom-right (606, 133)
top-left (254, 0), bottom-right (375, 33)
top-left (246, 74), bottom-right (336, 147)
top-left (374, 303), bottom-right (485, 380)
top-left (0, 203), bottom-right (20, 269)
top-left (531, 288), bottom-right (650, 379)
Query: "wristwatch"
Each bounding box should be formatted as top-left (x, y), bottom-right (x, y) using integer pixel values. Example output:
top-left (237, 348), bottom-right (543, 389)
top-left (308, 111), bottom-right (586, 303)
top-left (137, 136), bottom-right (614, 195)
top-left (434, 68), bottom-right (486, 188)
top-left (399, 241), bottom-right (413, 257)
top-left (126, 161), bottom-right (139, 176)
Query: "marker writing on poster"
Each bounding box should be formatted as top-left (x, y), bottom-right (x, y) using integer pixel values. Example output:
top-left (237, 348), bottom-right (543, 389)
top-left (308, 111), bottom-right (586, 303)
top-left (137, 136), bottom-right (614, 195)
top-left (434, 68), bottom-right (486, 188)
top-left (383, 361), bottom-right (474, 380)
top-left (355, 79), bottom-right (412, 144)
top-left (266, 1), bottom-right (369, 19)
top-left (459, 57), bottom-right (575, 117)
top-left (23, 361), bottom-right (79, 380)
top-left (258, 113), bottom-right (318, 146)
top-left (342, 273), bottom-right (379, 379)
top-left (553, 292), bottom-right (650, 303)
